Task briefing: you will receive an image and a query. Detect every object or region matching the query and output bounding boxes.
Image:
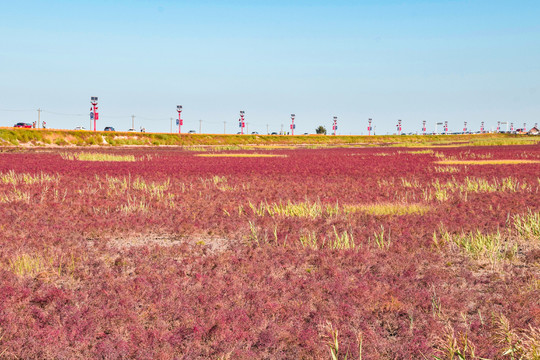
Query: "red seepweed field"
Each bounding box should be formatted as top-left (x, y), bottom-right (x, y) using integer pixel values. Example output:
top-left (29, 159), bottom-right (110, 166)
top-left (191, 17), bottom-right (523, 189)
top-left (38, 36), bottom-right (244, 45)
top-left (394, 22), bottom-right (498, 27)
top-left (0, 144), bottom-right (539, 359)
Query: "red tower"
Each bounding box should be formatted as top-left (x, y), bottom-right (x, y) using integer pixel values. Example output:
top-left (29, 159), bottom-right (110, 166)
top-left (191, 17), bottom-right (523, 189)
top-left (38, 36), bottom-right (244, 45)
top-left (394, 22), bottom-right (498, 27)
top-left (177, 105), bottom-right (183, 134)
top-left (90, 97), bottom-right (98, 132)
top-left (239, 111), bottom-right (245, 134)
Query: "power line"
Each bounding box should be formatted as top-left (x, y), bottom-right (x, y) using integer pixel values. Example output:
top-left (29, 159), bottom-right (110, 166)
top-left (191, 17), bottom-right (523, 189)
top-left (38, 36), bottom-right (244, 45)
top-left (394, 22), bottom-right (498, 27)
top-left (136, 115), bottom-right (170, 121)
top-left (42, 110), bottom-right (85, 117)
top-left (102, 114), bottom-right (131, 119)
top-left (0, 108), bottom-right (34, 112)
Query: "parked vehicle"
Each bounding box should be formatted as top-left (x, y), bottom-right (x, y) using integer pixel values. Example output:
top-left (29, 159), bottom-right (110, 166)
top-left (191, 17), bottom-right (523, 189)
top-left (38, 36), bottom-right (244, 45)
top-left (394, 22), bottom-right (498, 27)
top-left (104, 127), bottom-right (115, 131)
top-left (14, 122), bottom-right (32, 128)
top-left (74, 126), bottom-right (86, 130)
top-left (188, 130), bottom-right (197, 134)
top-left (127, 128), bottom-right (136, 132)
top-left (251, 131), bottom-right (259, 135)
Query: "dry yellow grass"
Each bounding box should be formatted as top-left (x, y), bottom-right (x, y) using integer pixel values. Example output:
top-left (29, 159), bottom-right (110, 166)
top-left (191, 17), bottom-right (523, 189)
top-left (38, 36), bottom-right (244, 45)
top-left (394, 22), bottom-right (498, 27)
top-left (436, 159), bottom-right (540, 165)
top-left (407, 150), bottom-right (435, 154)
top-left (61, 153), bottom-right (138, 162)
top-left (195, 153), bottom-right (287, 158)
top-left (9, 254), bottom-right (46, 277)
top-left (248, 201), bottom-right (430, 218)
top-left (343, 203), bottom-right (430, 216)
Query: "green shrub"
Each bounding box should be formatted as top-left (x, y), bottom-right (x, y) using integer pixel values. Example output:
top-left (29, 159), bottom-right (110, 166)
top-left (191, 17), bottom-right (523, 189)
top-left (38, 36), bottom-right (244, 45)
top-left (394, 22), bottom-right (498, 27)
top-left (55, 138), bottom-right (68, 146)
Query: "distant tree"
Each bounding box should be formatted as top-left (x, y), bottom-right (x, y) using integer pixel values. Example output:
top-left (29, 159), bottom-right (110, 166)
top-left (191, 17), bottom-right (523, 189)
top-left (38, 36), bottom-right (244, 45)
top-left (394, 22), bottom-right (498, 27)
top-left (315, 126), bottom-right (327, 135)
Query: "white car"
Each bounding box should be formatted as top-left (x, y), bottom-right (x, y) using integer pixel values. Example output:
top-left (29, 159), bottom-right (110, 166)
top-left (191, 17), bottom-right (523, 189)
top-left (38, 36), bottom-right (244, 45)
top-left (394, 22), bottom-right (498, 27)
top-left (74, 126), bottom-right (86, 130)
top-left (127, 128), bottom-right (137, 132)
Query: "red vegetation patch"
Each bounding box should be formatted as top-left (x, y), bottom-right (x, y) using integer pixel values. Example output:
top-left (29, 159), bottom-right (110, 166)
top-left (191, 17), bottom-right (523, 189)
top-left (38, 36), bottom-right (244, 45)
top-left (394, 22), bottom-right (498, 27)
top-left (0, 145), bottom-right (539, 358)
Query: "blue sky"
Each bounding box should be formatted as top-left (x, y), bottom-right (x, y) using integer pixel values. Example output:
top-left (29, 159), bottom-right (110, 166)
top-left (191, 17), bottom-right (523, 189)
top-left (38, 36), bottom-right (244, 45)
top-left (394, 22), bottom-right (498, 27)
top-left (1, 0), bottom-right (539, 134)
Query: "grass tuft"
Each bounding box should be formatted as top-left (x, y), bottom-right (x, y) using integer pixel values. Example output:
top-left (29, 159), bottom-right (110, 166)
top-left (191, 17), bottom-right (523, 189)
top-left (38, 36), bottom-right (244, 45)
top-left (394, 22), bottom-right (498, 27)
top-left (0, 170), bottom-right (59, 185)
top-left (493, 314), bottom-right (540, 360)
top-left (61, 152), bottom-right (138, 162)
top-left (407, 149), bottom-right (434, 154)
top-left (249, 200), bottom-right (429, 218)
top-left (373, 225), bottom-right (391, 249)
top-left (513, 209), bottom-right (540, 240)
top-left (435, 229), bottom-right (516, 265)
top-left (436, 159), bottom-right (540, 165)
top-left (434, 166), bottom-right (460, 173)
top-left (330, 227), bottom-right (356, 250)
top-left (9, 254), bottom-right (46, 277)
top-left (195, 153), bottom-right (287, 158)
top-left (343, 203), bottom-right (429, 216)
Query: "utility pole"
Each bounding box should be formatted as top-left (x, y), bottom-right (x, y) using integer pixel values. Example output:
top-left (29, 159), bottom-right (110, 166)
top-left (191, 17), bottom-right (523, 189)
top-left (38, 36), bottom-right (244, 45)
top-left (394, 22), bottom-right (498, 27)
top-left (131, 115), bottom-right (135, 130)
top-left (224, 121), bottom-right (226, 134)
top-left (280, 123), bottom-right (283, 135)
top-left (246, 122), bottom-right (249, 134)
top-left (266, 124), bottom-right (269, 135)
top-left (170, 117), bottom-right (173, 133)
top-left (37, 108), bottom-right (42, 129)
top-left (199, 119), bottom-right (202, 134)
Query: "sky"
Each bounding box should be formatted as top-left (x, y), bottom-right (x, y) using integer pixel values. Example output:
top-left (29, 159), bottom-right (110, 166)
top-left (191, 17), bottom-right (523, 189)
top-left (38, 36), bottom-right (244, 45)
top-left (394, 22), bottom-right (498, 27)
top-left (1, 0), bottom-right (539, 134)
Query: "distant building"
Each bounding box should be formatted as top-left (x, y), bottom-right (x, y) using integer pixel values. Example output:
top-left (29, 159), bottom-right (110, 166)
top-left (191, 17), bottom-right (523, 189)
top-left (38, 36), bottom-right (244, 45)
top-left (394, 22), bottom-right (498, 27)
top-left (527, 126), bottom-right (539, 135)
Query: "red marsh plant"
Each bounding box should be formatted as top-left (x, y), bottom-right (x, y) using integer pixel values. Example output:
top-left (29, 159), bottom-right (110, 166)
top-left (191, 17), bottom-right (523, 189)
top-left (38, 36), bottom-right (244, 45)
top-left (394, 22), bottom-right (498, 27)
top-left (0, 145), bottom-right (538, 359)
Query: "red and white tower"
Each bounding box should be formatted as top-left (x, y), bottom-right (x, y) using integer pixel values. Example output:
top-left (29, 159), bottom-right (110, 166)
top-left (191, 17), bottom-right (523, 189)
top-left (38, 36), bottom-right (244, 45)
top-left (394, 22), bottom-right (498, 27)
top-left (422, 120), bottom-right (426, 134)
top-left (444, 121), bottom-right (448, 134)
top-left (332, 116), bottom-right (338, 136)
top-left (290, 114), bottom-right (295, 135)
top-left (176, 105), bottom-right (183, 134)
top-left (510, 122), bottom-right (514, 131)
top-left (396, 119), bottom-right (402, 135)
top-left (90, 96), bottom-right (99, 132)
top-left (497, 121), bottom-right (500, 132)
top-left (480, 121), bottom-right (485, 133)
top-left (523, 123), bottom-right (527, 132)
top-left (239, 111), bottom-right (245, 134)
top-left (463, 121), bottom-right (467, 133)
top-left (368, 118), bottom-right (373, 136)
